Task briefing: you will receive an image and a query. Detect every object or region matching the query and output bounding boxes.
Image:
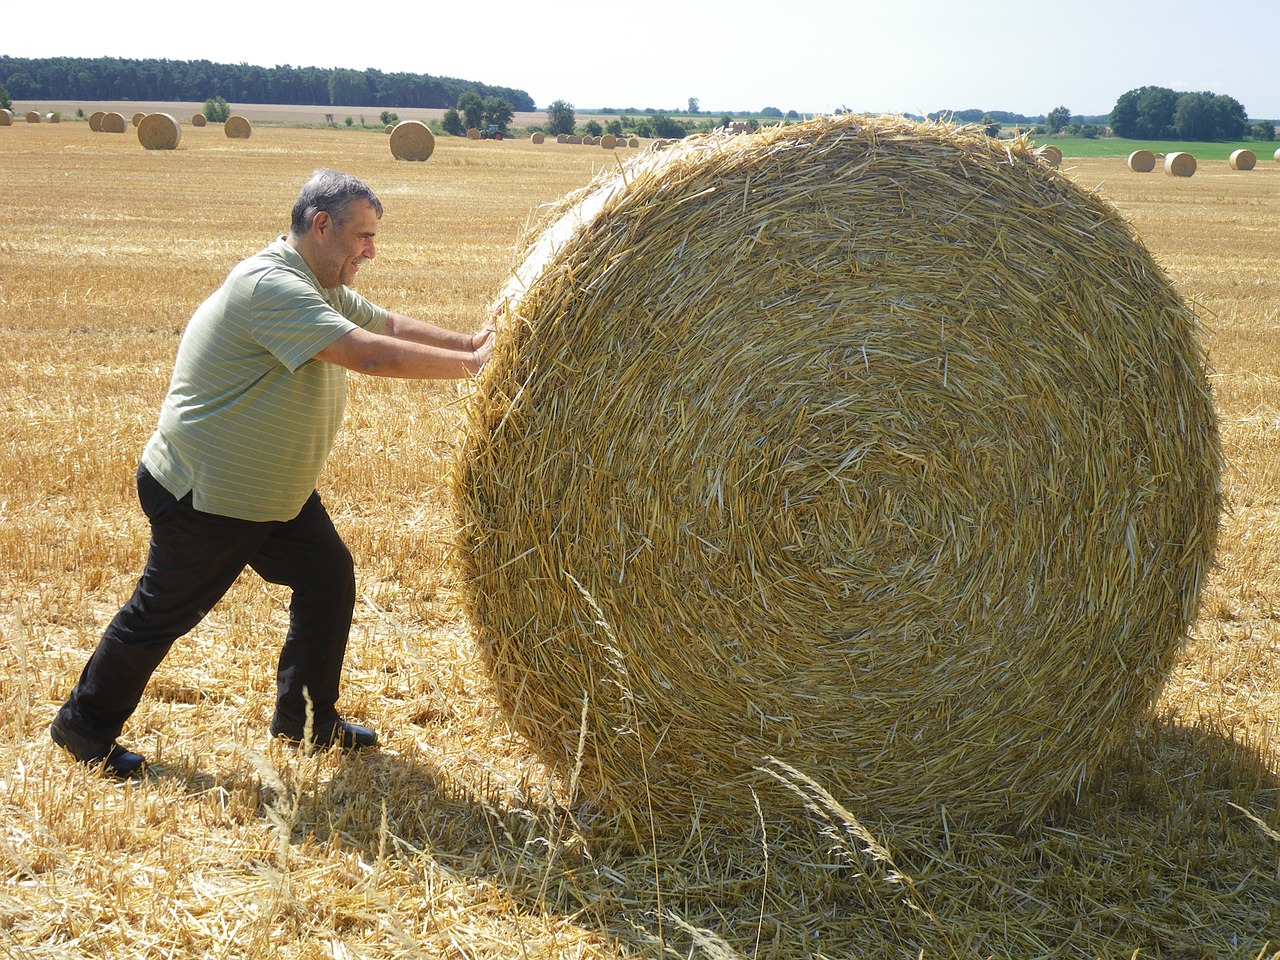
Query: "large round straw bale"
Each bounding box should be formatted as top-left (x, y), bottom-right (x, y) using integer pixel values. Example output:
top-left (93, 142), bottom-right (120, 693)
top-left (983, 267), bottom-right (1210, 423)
top-left (628, 137), bottom-right (640, 148)
top-left (1034, 144), bottom-right (1061, 166)
top-left (89, 110), bottom-right (105, 131)
top-left (389, 120), bottom-right (436, 161)
top-left (531, 132), bottom-right (545, 144)
top-left (453, 115), bottom-right (1222, 839)
top-left (1229, 149), bottom-right (1256, 171)
top-left (25, 111), bottom-right (41, 123)
top-left (1127, 149), bottom-right (1156, 173)
top-left (467, 127), bottom-right (481, 140)
top-left (600, 134), bottom-right (617, 149)
top-left (1164, 151), bottom-right (1196, 177)
top-left (224, 115), bottom-right (252, 139)
top-left (0, 108), bottom-right (12, 126)
top-left (192, 113), bottom-right (207, 127)
top-left (137, 112), bottom-right (182, 150)
top-left (101, 112), bottom-right (127, 133)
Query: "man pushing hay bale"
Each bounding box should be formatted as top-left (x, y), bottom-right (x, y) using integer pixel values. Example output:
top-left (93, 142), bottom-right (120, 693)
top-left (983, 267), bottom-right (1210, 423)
top-left (452, 115), bottom-right (1222, 841)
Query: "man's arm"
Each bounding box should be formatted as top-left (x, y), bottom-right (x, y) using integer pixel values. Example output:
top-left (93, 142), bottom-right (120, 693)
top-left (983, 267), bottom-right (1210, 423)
top-left (315, 311), bottom-right (494, 378)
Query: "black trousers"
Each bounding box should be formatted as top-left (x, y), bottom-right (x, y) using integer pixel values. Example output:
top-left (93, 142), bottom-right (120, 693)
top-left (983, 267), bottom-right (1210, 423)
top-left (55, 465), bottom-right (357, 747)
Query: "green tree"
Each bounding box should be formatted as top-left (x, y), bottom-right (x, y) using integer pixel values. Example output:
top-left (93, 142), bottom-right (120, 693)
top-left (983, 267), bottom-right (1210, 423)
top-left (482, 95), bottom-right (514, 133)
top-left (545, 99), bottom-right (575, 136)
top-left (457, 90), bottom-right (484, 130)
top-left (1045, 105), bottom-right (1071, 134)
top-left (327, 68), bottom-right (368, 106)
top-left (583, 119), bottom-right (602, 137)
top-left (982, 115), bottom-right (1001, 138)
top-left (203, 96), bottom-right (231, 122)
top-left (606, 119), bottom-right (623, 137)
top-left (441, 107), bottom-right (465, 136)
top-left (687, 96), bottom-right (699, 113)
top-left (0, 82), bottom-right (9, 110)
top-left (651, 113), bottom-right (687, 139)
top-left (1173, 92), bottom-right (1215, 140)
top-left (1253, 120), bottom-right (1276, 141)
top-left (379, 110), bottom-right (398, 125)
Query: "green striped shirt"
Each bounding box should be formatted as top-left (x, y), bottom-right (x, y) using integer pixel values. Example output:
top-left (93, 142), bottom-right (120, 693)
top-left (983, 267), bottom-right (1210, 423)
top-left (142, 238), bottom-right (387, 521)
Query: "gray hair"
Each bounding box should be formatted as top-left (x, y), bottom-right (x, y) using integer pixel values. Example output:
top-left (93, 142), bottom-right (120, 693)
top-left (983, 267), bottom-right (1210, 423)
top-left (289, 169), bottom-right (383, 237)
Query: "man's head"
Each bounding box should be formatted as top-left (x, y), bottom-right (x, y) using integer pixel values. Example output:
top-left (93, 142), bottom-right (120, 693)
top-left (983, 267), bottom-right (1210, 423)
top-left (288, 170), bottom-right (383, 289)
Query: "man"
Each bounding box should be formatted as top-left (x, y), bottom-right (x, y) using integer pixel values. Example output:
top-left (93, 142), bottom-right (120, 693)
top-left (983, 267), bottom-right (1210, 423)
top-left (50, 169), bottom-right (494, 776)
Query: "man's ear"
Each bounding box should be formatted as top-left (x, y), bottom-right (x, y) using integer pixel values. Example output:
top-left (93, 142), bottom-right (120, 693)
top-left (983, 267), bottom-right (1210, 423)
top-left (313, 210), bottom-right (332, 236)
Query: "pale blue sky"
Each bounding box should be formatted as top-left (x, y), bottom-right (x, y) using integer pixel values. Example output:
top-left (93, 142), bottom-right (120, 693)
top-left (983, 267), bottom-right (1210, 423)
top-left (14, 0), bottom-right (1280, 118)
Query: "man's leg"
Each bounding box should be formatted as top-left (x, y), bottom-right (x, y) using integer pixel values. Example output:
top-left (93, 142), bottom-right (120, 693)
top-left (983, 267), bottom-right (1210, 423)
top-left (248, 490), bottom-right (371, 747)
top-left (53, 467), bottom-right (270, 768)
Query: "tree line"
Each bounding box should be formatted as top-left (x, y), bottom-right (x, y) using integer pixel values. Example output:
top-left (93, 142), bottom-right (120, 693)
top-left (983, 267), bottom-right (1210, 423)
top-left (0, 55), bottom-right (534, 112)
top-left (1109, 86), bottom-right (1261, 141)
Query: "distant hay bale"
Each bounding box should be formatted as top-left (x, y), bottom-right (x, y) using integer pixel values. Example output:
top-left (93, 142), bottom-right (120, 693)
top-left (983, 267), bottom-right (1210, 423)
top-left (582, 135), bottom-right (596, 145)
top-left (131, 112), bottom-right (145, 127)
top-left (567, 134), bottom-right (582, 144)
top-left (600, 134), bottom-right (617, 149)
top-left (224, 116), bottom-right (252, 139)
top-left (628, 137), bottom-right (640, 147)
top-left (467, 127), bottom-right (481, 140)
top-left (89, 110), bottom-right (105, 131)
top-left (1165, 151), bottom-right (1196, 177)
top-left (0, 108), bottom-right (12, 126)
top-left (191, 113), bottom-right (206, 127)
top-left (1275, 148), bottom-right (1280, 162)
top-left (101, 112), bottom-right (127, 133)
top-left (46, 112), bottom-right (60, 123)
top-left (1127, 150), bottom-right (1156, 173)
top-left (389, 120), bottom-right (435, 161)
top-left (453, 115), bottom-right (1222, 839)
top-left (1229, 149), bottom-right (1256, 171)
top-left (25, 111), bottom-right (40, 123)
top-left (1034, 144), bottom-right (1062, 166)
top-left (137, 113), bottom-right (182, 150)
top-left (385, 124), bottom-right (394, 134)
top-left (531, 132), bottom-right (545, 144)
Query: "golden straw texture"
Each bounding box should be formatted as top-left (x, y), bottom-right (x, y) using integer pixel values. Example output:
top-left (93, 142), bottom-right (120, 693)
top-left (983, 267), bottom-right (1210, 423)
top-left (452, 115), bottom-right (1223, 839)
top-left (389, 120), bottom-right (435, 161)
top-left (1128, 149), bottom-right (1156, 173)
top-left (1228, 149), bottom-right (1256, 171)
top-left (1165, 151), bottom-right (1196, 177)
top-left (137, 112), bottom-right (182, 150)
top-left (100, 111), bottom-right (127, 133)
top-left (224, 115), bottom-right (252, 139)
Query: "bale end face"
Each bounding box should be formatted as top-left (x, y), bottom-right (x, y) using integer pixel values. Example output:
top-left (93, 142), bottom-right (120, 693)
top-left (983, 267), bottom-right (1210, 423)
top-left (389, 120), bottom-right (435, 161)
top-left (137, 113), bottom-right (182, 150)
top-left (1165, 152), bottom-right (1197, 177)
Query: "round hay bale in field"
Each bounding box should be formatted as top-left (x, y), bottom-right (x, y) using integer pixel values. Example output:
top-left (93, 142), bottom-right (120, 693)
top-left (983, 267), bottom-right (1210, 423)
top-left (567, 134), bottom-right (583, 144)
top-left (384, 124), bottom-right (394, 134)
top-left (600, 134), bottom-right (617, 149)
top-left (46, 112), bottom-right (60, 123)
top-left (1165, 151), bottom-right (1196, 177)
top-left (131, 112), bottom-right (146, 126)
top-left (1127, 150), bottom-right (1156, 173)
top-left (25, 111), bottom-right (40, 123)
top-left (101, 112), bottom-right (127, 133)
top-left (628, 137), bottom-right (640, 148)
top-left (1034, 144), bottom-right (1061, 166)
top-left (137, 112), bottom-right (182, 150)
top-left (531, 132), bottom-right (545, 144)
top-left (1229, 149), bottom-right (1256, 171)
top-left (453, 115), bottom-right (1222, 839)
top-left (467, 127), bottom-right (481, 140)
top-left (224, 115), bottom-right (252, 139)
top-left (89, 110), bottom-right (105, 131)
top-left (192, 113), bottom-right (207, 127)
top-left (389, 120), bottom-right (435, 161)
top-left (0, 108), bottom-right (12, 126)
top-left (556, 133), bottom-right (567, 144)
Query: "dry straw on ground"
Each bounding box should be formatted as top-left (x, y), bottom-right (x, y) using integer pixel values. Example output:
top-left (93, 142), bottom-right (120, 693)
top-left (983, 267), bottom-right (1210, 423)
top-left (1229, 148), bottom-right (1257, 171)
top-left (137, 112), bottom-right (182, 150)
top-left (1128, 148), bottom-right (1156, 172)
top-left (453, 115), bottom-right (1223, 840)
top-left (389, 120), bottom-right (435, 161)
top-left (224, 115), bottom-right (252, 139)
top-left (1165, 151), bottom-right (1197, 176)
top-left (100, 111), bottom-right (127, 133)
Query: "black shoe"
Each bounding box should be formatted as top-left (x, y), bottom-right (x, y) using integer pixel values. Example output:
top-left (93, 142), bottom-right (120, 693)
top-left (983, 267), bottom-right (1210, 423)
top-left (269, 718), bottom-right (378, 751)
top-left (50, 720), bottom-right (147, 777)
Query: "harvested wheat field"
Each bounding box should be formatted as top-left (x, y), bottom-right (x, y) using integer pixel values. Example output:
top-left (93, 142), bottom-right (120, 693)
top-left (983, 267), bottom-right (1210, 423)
top-left (2, 118), bottom-right (1280, 958)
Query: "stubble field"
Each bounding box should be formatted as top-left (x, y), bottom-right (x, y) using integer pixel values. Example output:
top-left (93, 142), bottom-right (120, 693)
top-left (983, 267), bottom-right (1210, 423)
top-left (2, 119), bottom-right (1280, 958)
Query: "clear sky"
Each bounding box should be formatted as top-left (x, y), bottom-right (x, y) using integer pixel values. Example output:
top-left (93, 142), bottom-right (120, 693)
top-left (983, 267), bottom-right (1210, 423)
top-left (9, 0), bottom-right (1280, 119)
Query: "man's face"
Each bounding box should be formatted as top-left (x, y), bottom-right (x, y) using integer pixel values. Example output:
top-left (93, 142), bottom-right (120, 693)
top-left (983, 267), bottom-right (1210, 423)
top-left (314, 200), bottom-right (379, 288)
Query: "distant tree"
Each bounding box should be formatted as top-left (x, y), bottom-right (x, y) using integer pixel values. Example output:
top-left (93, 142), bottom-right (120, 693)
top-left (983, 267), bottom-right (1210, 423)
top-left (1208, 93), bottom-right (1248, 140)
top-left (328, 68), bottom-right (369, 106)
top-left (651, 113), bottom-right (688, 139)
top-left (441, 107), bottom-right (465, 136)
top-left (379, 110), bottom-right (398, 125)
top-left (605, 118), bottom-right (623, 137)
top-left (633, 117), bottom-right (653, 138)
top-left (1173, 92), bottom-right (1216, 141)
top-left (203, 96), bottom-right (231, 122)
top-left (583, 119), bottom-right (602, 137)
top-left (687, 97), bottom-right (699, 113)
top-left (760, 106), bottom-right (783, 118)
top-left (719, 113), bottom-right (732, 129)
top-left (1045, 105), bottom-right (1071, 134)
top-left (482, 96), bottom-right (514, 133)
top-left (982, 115), bottom-right (1001, 138)
top-left (1253, 120), bottom-right (1276, 141)
top-left (784, 109), bottom-right (800, 120)
top-left (1079, 123), bottom-right (1100, 139)
top-left (0, 82), bottom-right (10, 110)
top-left (545, 99), bottom-right (575, 136)
top-left (457, 90), bottom-right (484, 130)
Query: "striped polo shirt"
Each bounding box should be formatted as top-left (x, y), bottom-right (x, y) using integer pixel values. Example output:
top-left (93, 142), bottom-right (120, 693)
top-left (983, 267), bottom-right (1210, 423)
top-left (142, 238), bottom-right (387, 521)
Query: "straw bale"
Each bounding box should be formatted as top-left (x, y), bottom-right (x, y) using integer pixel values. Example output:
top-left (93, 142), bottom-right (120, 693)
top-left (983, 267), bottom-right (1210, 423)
top-left (556, 133), bottom-right (567, 144)
top-left (567, 134), bottom-right (582, 144)
top-left (88, 110), bottom-right (105, 131)
top-left (137, 112), bottom-right (182, 150)
top-left (531, 132), bottom-right (545, 144)
top-left (1034, 144), bottom-right (1061, 166)
top-left (25, 111), bottom-right (40, 123)
top-left (600, 134), bottom-right (617, 149)
top-left (389, 120), bottom-right (435, 161)
top-left (224, 115), bottom-right (252, 139)
top-left (131, 112), bottom-right (146, 126)
top-left (46, 112), bottom-right (60, 123)
top-left (1127, 149), bottom-right (1156, 173)
top-left (1164, 151), bottom-right (1196, 177)
top-left (453, 115), bottom-right (1222, 839)
top-left (192, 112), bottom-right (207, 127)
top-left (1275, 147), bottom-right (1280, 162)
top-left (1228, 149), bottom-right (1256, 171)
top-left (101, 111), bottom-right (127, 133)
top-left (628, 137), bottom-right (640, 147)
top-left (0, 108), bottom-right (11, 126)
top-left (467, 127), bottom-right (481, 140)
top-left (385, 124), bottom-right (394, 134)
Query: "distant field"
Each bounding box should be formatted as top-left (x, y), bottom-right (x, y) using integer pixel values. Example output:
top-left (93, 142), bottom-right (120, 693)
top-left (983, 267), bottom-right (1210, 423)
top-left (1034, 133), bottom-right (1278, 160)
